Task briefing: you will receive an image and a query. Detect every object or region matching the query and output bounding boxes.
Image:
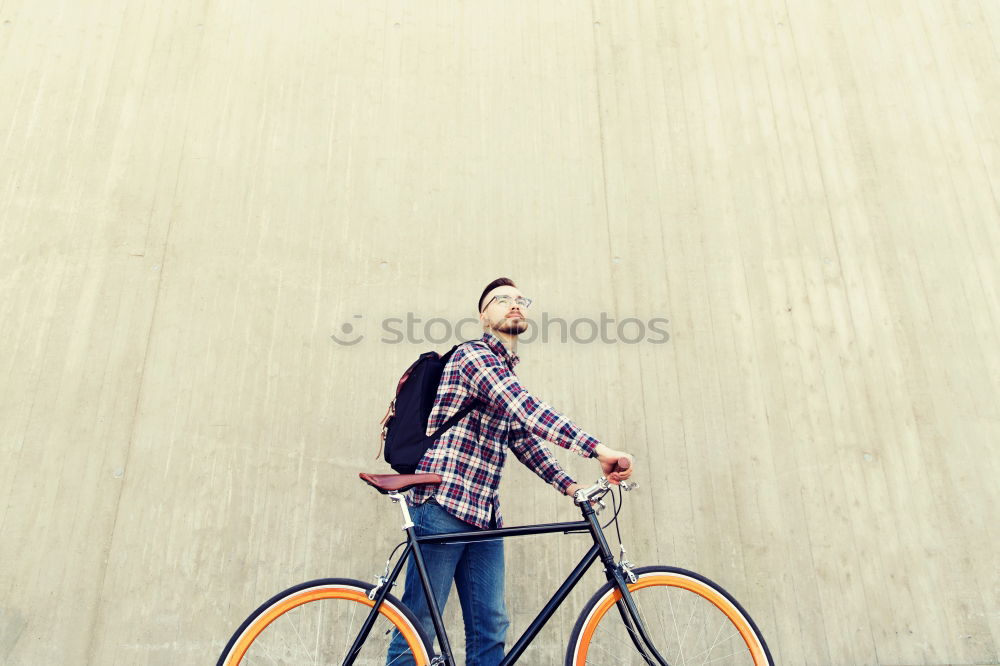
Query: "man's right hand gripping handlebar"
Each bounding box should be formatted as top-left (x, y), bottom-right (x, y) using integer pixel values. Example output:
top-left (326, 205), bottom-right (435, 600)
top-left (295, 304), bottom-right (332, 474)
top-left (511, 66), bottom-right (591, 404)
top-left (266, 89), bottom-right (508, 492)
top-left (565, 445), bottom-right (635, 498)
top-left (595, 444), bottom-right (634, 484)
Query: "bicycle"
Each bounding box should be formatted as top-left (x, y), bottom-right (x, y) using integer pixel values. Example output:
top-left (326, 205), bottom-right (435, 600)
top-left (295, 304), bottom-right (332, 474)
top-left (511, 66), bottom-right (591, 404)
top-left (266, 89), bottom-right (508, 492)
top-left (217, 467), bottom-right (774, 665)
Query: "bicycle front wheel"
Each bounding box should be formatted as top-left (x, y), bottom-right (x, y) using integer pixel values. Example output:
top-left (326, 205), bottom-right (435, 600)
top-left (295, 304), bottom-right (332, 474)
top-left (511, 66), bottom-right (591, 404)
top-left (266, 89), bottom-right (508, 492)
top-left (217, 578), bottom-right (433, 666)
top-left (566, 566), bottom-right (773, 666)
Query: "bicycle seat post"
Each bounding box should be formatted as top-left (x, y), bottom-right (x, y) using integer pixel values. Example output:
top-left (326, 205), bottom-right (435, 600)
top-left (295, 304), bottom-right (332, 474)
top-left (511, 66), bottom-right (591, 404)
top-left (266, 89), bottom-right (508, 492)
top-left (387, 490), bottom-right (415, 530)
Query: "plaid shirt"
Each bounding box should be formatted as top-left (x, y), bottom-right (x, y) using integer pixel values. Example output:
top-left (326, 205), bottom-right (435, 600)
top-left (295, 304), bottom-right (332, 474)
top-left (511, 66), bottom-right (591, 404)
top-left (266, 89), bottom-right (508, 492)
top-left (410, 333), bottom-right (600, 528)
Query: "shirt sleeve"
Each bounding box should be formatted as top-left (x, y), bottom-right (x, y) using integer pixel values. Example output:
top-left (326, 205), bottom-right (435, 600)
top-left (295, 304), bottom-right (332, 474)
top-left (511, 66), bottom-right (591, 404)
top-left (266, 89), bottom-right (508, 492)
top-left (456, 343), bottom-right (600, 458)
top-left (509, 423), bottom-right (577, 493)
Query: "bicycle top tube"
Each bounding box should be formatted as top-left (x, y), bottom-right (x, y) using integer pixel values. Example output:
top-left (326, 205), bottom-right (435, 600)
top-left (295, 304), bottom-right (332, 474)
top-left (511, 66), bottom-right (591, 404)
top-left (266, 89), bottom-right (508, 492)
top-left (415, 520), bottom-right (592, 545)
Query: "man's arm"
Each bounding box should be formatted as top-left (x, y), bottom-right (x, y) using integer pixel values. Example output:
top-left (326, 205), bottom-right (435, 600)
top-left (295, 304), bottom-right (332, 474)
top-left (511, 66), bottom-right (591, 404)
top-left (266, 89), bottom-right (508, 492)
top-left (509, 424), bottom-right (637, 496)
top-left (458, 343), bottom-right (635, 492)
top-left (457, 344), bottom-right (599, 457)
top-left (508, 423), bottom-right (577, 494)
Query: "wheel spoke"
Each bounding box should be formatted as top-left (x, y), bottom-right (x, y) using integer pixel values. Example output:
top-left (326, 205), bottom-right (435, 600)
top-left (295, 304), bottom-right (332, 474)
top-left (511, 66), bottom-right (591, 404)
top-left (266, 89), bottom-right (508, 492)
top-left (700, 619), bottom-right (732, 665)
top-left (386, 650), bottom-right (414, 665)
top-left (287, 611), bottom-right (313, 664)
top-left (665, 581), bottom-right (686, 664)
top-left (585, 637), bottom-right (625, 664)
top-left (681, 639), bottom-right (742, 665)
top-left (340, 596), bottom-right (358, 662)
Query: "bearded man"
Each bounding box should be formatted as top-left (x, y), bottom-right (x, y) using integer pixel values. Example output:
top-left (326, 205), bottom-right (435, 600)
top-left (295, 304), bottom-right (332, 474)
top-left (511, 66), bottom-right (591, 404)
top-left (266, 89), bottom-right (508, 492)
top-left (385, 277), bottom-right (634, 666)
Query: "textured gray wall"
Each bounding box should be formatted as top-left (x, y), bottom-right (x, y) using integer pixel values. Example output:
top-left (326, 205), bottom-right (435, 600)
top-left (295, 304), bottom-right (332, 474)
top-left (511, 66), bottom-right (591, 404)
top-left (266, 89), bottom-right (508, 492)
top-left (1, 0), bottom-right (998, 664)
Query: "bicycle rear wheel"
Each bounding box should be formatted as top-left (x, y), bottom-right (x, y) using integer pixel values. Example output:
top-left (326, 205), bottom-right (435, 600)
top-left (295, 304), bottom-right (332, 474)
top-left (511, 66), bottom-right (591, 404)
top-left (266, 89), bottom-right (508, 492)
top-left (566, 566), bottom-right (773, 666)
top-left (217, 578), bottom-right (433, 666)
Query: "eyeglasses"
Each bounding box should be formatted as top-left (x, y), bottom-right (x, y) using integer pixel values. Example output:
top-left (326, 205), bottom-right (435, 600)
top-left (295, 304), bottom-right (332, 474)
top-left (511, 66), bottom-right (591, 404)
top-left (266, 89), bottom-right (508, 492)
top-left (482, 295), bottom-right (533, 311)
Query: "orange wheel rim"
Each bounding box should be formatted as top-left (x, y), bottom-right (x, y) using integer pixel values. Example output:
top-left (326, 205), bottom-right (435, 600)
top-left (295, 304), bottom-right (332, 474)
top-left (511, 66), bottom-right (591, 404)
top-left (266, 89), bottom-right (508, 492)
top-left (225, 585), bottom-right (430, 665)
top-left (574, 573), bottom-right (767, 665)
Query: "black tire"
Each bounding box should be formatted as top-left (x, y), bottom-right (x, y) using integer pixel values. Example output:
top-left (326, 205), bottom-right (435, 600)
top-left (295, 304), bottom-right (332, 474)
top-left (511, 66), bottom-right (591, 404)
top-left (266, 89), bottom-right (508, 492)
top-left (565, 566), bottom-right (774, 665)
top-left (217, 577), bottom-right (434, 665)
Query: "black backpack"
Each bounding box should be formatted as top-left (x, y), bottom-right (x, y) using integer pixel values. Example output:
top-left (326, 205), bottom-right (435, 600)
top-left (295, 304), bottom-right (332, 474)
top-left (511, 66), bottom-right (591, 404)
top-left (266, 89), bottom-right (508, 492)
top-left (379, 343), bottom-right (482, 474)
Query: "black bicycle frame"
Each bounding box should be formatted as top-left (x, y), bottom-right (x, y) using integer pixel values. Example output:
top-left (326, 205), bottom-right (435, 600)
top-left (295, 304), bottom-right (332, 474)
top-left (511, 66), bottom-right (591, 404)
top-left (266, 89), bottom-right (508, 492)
top-left (343, 501), bottom-right (669, 666)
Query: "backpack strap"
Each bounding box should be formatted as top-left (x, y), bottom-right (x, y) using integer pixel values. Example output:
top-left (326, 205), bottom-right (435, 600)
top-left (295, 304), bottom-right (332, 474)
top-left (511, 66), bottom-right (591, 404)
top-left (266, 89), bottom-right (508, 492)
top-left (427, 400), bottom-right (483, 441)
top-left (426, 339), bottom-right (486, 440)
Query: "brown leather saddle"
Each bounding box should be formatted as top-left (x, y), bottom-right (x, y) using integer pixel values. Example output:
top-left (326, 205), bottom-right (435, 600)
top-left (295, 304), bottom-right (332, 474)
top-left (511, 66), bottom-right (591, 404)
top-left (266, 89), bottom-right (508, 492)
top-left (359, 472), bottom-right (442, 494)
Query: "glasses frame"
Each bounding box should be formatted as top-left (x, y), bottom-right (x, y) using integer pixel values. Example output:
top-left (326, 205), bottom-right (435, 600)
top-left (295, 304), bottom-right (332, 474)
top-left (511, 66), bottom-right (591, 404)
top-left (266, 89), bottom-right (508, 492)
top-left (481, 294), bottom-right (533, 312)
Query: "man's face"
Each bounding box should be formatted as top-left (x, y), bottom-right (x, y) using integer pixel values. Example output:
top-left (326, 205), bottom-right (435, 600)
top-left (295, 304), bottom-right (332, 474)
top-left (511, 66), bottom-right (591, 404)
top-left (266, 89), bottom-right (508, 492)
top-left (479, 285), bottom-right (529, 336)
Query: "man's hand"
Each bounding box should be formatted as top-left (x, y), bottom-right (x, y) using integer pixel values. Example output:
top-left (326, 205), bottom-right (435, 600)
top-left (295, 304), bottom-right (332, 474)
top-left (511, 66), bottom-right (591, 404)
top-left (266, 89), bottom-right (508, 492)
top-left (594, 444), bottom-right (634, 484)
top-left (565, 446), bottom-right (635, 498)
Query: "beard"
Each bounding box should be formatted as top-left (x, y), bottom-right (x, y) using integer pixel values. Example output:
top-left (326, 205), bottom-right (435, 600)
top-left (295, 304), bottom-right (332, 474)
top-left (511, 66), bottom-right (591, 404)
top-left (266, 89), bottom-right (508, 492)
top-left (493, 317), bottom-right (528, 335)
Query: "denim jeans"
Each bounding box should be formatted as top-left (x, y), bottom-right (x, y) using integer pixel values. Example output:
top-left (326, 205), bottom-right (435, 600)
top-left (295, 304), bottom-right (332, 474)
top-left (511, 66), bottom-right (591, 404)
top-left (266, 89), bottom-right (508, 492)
top-left (385, 500), bottom-right (508, 666)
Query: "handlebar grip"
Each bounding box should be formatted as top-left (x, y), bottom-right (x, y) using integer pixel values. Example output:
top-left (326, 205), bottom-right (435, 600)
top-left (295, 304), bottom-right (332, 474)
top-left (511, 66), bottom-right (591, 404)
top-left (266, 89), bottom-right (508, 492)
top-left (614, 457), bottom-right (631, 473)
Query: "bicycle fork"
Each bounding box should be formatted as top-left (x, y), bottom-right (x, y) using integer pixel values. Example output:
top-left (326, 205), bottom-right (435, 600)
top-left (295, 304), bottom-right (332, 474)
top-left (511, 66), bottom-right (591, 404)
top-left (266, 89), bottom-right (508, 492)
top-left (610, 568), bottom-right (669, 666)
top-left (581, 502), bottom-right (670, 666)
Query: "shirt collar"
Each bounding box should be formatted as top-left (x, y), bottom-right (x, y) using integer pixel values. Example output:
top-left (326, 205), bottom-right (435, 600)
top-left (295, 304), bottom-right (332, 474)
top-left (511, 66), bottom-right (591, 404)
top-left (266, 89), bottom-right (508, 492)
top-left (481, 332), bottom-right (520, 367)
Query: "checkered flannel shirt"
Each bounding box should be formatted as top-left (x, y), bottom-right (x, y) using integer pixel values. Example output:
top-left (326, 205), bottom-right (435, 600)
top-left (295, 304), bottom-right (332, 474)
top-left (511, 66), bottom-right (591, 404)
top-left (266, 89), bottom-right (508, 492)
top-left (410, 332), bottom-right (600, 528)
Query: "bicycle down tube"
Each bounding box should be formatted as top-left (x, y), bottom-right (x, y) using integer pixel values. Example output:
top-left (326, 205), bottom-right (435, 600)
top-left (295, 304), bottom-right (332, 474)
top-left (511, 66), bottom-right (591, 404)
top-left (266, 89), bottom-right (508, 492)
top-left (352, 500), bottom-right (669, 666)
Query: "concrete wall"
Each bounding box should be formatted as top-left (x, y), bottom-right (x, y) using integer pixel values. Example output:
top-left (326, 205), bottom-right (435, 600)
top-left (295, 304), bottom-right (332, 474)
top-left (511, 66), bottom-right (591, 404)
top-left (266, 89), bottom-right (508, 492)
top-left (1, 0), bottom-right (998, 664)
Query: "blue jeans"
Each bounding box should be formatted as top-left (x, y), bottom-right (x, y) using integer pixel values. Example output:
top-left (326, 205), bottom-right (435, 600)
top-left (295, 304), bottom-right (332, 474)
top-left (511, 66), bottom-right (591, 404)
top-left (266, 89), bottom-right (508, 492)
top-left (385, 500), bottom-right (508, 666)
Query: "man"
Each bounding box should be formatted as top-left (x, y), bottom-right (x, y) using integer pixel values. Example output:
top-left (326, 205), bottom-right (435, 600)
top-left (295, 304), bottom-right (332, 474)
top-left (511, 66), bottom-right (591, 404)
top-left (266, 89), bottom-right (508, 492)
top-left (386, 277), bottom-right (634, 666)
